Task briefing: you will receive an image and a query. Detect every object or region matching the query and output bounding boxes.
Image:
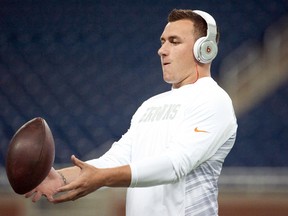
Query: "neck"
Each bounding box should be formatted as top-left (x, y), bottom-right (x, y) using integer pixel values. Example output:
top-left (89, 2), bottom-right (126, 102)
top-left (171, 63), bottom-right (211, 89)
top-left (196, 62), bottom-right (211, 78)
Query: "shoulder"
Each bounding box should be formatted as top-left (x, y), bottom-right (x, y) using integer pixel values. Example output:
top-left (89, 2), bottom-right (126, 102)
top-left (182, 78), bottom-right (234, 117)
top-left (196, 77), bottom-right (232, 104)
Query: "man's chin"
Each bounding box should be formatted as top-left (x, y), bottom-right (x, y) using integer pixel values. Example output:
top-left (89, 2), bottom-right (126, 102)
top-left (162, 74), bottom-right (173, 84)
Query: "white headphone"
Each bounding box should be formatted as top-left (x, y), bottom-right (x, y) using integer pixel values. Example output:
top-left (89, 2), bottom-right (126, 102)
top-left (193, 10), bottom-right (218, 64)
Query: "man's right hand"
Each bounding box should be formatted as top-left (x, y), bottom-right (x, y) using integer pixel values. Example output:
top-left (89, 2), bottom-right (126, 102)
top-left (25, 167), bottom-right (64, 202)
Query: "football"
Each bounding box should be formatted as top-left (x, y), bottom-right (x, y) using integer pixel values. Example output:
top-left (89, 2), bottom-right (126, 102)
top-left (5, 117), bottom-right (55, 194)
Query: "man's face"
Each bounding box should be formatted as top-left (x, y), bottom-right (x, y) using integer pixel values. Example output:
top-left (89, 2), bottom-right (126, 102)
top-left (158, 19), bottom-right (197, 88)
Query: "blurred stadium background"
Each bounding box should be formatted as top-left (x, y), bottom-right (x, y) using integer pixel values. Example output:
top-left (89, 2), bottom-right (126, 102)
top-left (0, 0), bottom-right (288, 215)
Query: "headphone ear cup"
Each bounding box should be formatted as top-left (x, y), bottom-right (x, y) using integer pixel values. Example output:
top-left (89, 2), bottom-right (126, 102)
top-left (193, 37), bottom-right (205, 63)
top-left (193, 37), bottom-right (218, 64)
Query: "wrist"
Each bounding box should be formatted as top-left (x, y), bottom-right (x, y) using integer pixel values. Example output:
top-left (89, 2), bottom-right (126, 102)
top-left (57, 171), bottom-right (67, 186)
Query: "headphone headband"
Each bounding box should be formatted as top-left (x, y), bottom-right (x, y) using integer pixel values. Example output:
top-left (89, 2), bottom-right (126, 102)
top-left (193, 10), bottom-right (217, 38)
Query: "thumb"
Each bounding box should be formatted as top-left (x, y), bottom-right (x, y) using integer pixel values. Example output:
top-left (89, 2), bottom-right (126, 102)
top-left (71, 155), bottom-right (85, 169)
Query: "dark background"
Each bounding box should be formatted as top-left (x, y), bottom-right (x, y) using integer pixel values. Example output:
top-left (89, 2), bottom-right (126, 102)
top-left (0, 0), bottom-right (288, 167)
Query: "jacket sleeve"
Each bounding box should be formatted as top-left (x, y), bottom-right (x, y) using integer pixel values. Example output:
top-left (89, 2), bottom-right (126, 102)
top-left (86, 128), bottom-right (133, 168)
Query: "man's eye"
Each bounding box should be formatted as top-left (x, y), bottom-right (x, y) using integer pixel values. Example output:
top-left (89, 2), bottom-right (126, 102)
top-left (171, 40), bottom-right (180, 45)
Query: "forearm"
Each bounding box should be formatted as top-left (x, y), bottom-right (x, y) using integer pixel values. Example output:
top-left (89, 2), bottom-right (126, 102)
top-left (57, 163), bottom-right (131, 188)
top-left (100, 165), bottom-right (131, 187)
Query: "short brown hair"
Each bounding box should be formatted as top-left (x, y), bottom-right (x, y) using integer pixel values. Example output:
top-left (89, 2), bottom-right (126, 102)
top-left (168, 9), bottom-right (219, 43)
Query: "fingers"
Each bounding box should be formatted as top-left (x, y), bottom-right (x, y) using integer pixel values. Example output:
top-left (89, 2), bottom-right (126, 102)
top-left (25, 189), bottom-right (36, 198)
top-left (46, 194), bottom-right (55, 202)
top-left (32, 191), bottom-right (43, 202)
top-left (53, 180), bottom-right (88, 203)
top-left (57, 181), bottom-right (78, 193)
top-left (25, 189), bottom-right (43, 202)
top-left (25, 190), bottom-right (54, 203)
top-left (52, 189), bottom-right (84, 203)
top-left (71, 155), bottom-right (86, 169)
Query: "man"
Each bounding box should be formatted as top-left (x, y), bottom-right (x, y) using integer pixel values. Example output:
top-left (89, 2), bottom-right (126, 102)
top-left (26, 9), bottom-right (237, 216)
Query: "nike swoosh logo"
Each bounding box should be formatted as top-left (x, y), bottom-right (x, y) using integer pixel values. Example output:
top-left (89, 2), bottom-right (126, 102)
top-left (194, 127), bottom-right (208, 133)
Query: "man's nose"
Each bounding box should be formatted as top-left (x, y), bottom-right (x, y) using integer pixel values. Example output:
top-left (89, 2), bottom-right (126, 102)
top-left (158, 43), bottom-right (168, 56)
